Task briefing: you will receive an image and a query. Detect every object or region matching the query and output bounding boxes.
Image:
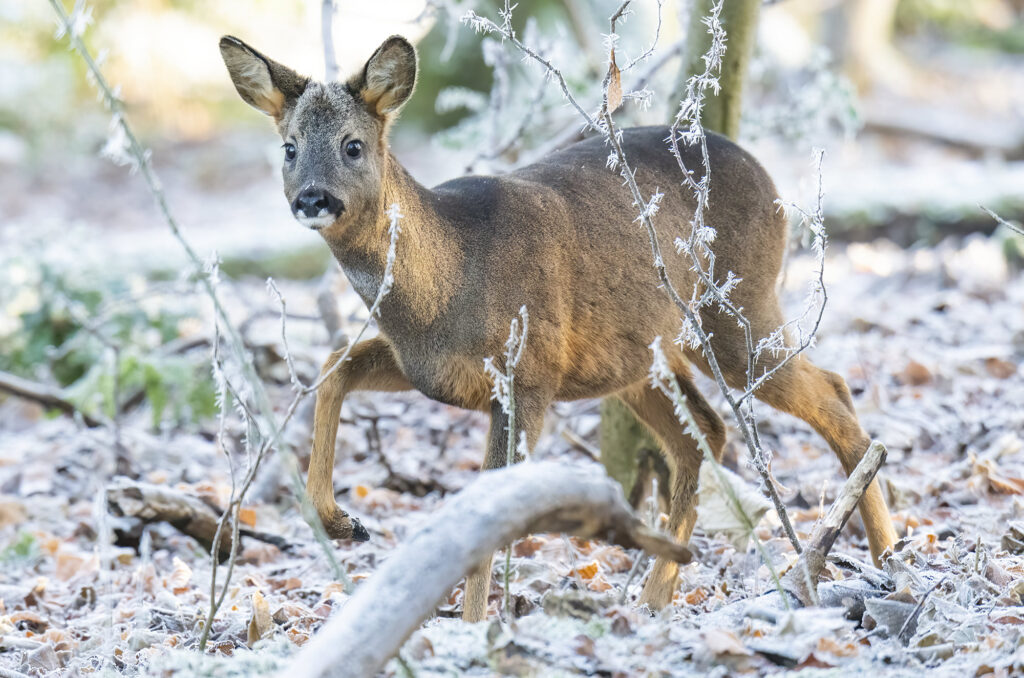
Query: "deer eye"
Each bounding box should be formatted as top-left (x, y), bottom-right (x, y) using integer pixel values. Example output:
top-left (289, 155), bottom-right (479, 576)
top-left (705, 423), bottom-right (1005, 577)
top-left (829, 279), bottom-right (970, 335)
top-left (283, 143), bottom-right (297, 162)
top-left (345, 140), bottom-right (362, 159)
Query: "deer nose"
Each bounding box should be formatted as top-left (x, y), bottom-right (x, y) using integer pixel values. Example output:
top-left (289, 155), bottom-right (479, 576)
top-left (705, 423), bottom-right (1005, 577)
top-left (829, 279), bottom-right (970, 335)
top-left (293, 188), bottom-right (343, 219)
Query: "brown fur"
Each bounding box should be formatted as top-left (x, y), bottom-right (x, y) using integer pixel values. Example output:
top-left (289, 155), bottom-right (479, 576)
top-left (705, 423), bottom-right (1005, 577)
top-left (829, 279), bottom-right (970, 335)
top-left (220, 35), bottom-right (899, 620)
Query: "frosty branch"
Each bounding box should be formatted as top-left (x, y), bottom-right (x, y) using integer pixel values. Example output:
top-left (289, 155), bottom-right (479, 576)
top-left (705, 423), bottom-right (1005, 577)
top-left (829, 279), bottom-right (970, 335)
top-left (48, 0), bottom-right (401, 652)
top-left (463, 0), bottom-right (818, 557)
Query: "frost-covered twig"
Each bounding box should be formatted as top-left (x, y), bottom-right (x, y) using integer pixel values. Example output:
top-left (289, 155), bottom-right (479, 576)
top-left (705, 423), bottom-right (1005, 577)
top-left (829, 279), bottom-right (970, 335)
top-left (782, 441), bottom-right (887, 606)
top-left (649, 338), bottom-right (788, 604)
top-left (740, 149), bottom-right (829, 401)
top-left (321, 0), bottom-right (339, 81)
top-left (197, 204), bottom-right (401, 646)
top-left (483, 305), bottom-right (529, 619)
top-left (464, 0), bottom-right (809, 557)
top-left (48, 0), bottom-right (275, 432)
top-left (48, 1), bottom-right (398, 651)
top-left (982, 205), bottom-right (1024, 237)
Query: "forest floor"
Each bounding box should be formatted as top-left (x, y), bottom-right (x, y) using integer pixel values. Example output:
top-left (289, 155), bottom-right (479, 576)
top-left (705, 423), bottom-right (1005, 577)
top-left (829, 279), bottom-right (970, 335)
top-left (2, 216), bottom-right (1023, 675)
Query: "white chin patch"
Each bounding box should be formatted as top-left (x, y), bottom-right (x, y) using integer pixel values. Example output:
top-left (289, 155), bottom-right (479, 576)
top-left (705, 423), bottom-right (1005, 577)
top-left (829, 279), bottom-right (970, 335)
top-left (295, 213), bottom-right (336, 231)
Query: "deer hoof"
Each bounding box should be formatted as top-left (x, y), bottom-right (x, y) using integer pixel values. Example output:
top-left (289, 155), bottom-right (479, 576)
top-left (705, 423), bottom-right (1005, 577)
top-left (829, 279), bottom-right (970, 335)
top-left (351, 517), bottom-right (370, 542)
top-left (321, 506), bottom-right (370, 542)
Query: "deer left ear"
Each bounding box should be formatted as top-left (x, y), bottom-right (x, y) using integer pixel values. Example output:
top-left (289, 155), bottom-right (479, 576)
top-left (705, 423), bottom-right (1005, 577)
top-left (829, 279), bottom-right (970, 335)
top-left (350, 36), bottom-right (417, 119)
top-left (219, 36), bottom-right (308, 121)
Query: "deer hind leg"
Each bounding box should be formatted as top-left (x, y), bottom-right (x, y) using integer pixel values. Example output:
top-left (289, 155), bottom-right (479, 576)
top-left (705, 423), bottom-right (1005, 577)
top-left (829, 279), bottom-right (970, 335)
top-left (307, 337), bottom-right (411, 540)
top-left (462, 391), bottom-right (549, 622)
top-left (750, 356), bottom-right (898, 564)
top-left (617, 372), bottom-right (726, 610)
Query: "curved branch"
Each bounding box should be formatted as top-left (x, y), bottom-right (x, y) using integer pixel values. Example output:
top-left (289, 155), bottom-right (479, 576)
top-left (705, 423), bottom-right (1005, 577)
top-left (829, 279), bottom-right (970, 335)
top-left (283, 461), bottom-right (691, 678)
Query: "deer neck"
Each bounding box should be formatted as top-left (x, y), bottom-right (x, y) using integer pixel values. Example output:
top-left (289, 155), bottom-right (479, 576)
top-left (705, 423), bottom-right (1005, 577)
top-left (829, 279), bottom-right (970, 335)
top-left (323, 154), bottom-right (462, 332)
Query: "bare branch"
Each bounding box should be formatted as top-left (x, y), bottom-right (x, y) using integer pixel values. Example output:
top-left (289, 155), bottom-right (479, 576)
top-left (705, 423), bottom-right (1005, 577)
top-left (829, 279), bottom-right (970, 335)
top-left (0, 369), bottom-right (104, 428)
top-left (283, 462), bottom-right (691, 677)
top-left (783, 441), bottom-right (888, 606)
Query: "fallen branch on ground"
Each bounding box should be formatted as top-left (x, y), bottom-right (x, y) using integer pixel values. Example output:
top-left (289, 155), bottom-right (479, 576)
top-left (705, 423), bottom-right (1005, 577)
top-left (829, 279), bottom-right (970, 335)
top-left (0, 369), bottom-right (103, 428)
top-left (283, 461), bottom-right (691, 678)
top-left (783, 441), bottom-right (888, 606)
top-left (106, 480), bottom-right (290, 560)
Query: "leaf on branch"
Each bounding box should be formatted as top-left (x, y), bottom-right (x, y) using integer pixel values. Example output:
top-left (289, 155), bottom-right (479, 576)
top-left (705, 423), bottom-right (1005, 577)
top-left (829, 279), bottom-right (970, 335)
top-left (606, 51), bottom-right (623, 114)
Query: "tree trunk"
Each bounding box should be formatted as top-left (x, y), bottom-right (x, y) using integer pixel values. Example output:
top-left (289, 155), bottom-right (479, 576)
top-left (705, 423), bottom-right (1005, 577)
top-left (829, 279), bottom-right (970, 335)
top-left (676, 0), bottom-right (761, 140)
top-left (599, 0), bottom-right (761, 499)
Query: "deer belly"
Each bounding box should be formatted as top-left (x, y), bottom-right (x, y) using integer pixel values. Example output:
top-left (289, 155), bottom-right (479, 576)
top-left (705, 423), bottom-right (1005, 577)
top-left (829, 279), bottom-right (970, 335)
top-left (401, 356), bottom-right (492, 412)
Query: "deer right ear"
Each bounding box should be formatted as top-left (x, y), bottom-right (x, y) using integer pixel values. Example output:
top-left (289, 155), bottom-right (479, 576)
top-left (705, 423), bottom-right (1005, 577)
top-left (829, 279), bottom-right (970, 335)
top-left (350, 36), bottom-right (417, 119)
top-left (219, 36), bottom-right (307, 121)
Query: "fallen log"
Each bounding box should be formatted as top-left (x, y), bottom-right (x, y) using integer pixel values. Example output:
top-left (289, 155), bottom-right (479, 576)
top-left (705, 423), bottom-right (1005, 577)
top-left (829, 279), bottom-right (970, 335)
top-left (105, 480), bottom-right (290, 560)
top-left (0, 369), bottom-right (102, 428)
top-left (283, 461), bottom-right (691, 678)
top-left (107, 480), bottom-right (234, 560)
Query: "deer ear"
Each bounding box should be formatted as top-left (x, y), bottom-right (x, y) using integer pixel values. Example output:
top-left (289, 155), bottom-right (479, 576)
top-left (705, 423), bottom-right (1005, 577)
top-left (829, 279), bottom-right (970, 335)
top-left (219, 36), bottom-right (307, 120)
top-left (350, 36), bottom-right (417, 118)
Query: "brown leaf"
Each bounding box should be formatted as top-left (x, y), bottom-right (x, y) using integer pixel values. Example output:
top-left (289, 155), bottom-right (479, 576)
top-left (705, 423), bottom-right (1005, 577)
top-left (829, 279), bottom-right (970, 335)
top-left (0, 499), bottom-right (26, 528)
top-left (973, 458), bottom-right (1024, 494)
top-left (605, 52), bottom-right (622, 114)
top-left (703, 628), bottom-right (751, 656)
top-left (684, 587), bottom-right (709, 606)
top-left (573, 634), bottom-right (596, 657)
top-left (896, 360), bottom-right (932, 386)
top-left (570, 560), bottom-right (599, 580)
top-left (247, 591), bottom-right (273, 647)
top-left (166, 557), bottom-right (193, 595)
top-left (512, 535), bottom-right (546, 558)
top-left (238, 507), bottom-right (257, 528)
top-left (985, 357), bottom-right (1017, 379)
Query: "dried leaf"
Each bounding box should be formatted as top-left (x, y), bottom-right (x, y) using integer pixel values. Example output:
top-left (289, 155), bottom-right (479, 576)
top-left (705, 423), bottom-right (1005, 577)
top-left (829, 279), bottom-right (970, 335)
top-left (166, 557), bottom-right (192, 594)
top-left (696, 463), bottom-right (771, 549)
top-left (571, 560), bottom-right (599, 580)
top-left (247, 591), bottom-right (272, 647)
top-left (973, 458), bottom-right (1024, 494)
top-left (684, 587), bottom-right (710, 606)
top-left (896, 359), bottom-right (933, 386)
top-left (703, 628), bottom-right (751, 656)
top-left (985, 357), bottom-right (1017, 379)
top-left (0, 499), bottom-right (27, 528)
top-left (238, 507), bottom-right (257, 527)
top-left (605, 53), bottom-right (622, 114)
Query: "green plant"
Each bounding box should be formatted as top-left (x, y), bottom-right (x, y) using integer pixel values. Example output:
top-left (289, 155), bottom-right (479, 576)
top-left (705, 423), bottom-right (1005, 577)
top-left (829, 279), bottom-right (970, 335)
top-left (0, 251), bottom-right (216, 430)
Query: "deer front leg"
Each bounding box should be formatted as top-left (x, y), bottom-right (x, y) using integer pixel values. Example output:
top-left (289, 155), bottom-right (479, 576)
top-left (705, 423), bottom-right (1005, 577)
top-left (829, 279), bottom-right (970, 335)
top-left (462, 393), bottom-right (548, 622)
top-left (307, 337), bottom-right (411, 540)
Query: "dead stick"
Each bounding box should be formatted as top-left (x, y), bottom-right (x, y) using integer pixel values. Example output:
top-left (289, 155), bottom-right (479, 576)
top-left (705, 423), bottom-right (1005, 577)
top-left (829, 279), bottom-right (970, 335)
top-left (283, 461), bottom-right (691, 678)
top-left (783, 441), bottom-right (888, 606)
top-left (107, 480), bottom-right (236, 561)
top-left (0, 369), bottom-right (103, 428)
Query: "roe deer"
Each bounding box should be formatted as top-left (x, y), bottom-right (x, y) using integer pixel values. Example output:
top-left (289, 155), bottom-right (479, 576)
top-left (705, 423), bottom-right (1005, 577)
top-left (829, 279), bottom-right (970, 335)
top-left (220, 34), bottom-right (898, 621)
